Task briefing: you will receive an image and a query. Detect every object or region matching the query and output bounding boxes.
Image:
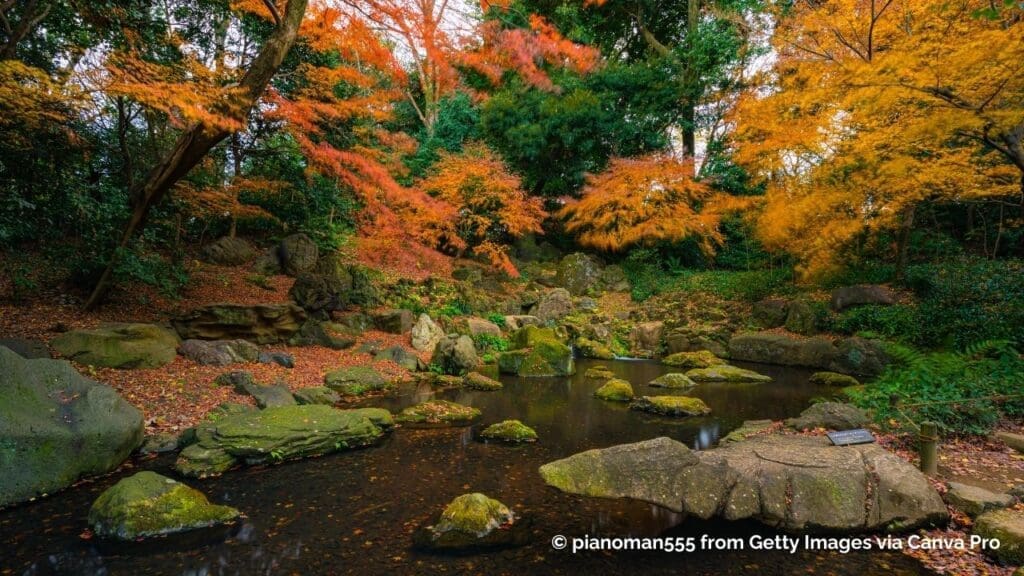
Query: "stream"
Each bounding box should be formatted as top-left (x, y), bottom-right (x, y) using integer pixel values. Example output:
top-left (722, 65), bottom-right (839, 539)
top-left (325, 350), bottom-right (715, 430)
top-left (0, 358), bottom-right (931, 575)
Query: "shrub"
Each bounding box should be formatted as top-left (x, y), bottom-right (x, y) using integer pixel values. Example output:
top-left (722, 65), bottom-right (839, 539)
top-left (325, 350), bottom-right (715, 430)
top-left (832, 304), bottom-right (922, 343)
top-left (847, 341), bottom-right (1024, 436)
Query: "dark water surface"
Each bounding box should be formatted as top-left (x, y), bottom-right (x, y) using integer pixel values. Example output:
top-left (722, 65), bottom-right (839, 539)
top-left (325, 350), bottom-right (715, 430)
top-left (0, 359), bottom-right (931, 576)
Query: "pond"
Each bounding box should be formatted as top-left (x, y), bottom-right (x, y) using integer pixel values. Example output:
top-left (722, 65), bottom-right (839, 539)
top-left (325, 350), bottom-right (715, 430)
top-left (0, 359), bottom-right (931, 575)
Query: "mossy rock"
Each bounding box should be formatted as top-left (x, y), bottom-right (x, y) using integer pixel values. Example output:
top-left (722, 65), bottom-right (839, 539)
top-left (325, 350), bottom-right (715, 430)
top-left (808, 371), bottom-right (860, 387)
top-left (594, 378), bottom-right (634, 402)
top-left (51, 323), bottom-right (179, 369)
top-left (630, 396), bottom-right (711, 417)
top-left (662, 350), bottom-right (725, 370)
top-left (510, 325), bottom-right (561, 349)
top-left (415, 493), bottom-right (525, 551)
top-left (584, 366), bottom-right (615, 380)
top-left (324, 366), bottom-right (390, 396)
top-left (575, 338), bottom-right (615, 360)
top-left (292, 386), bottom-right (341, 406)
top-left (395, 400), bottom-right (481, 426)
top-left (497, 349), bottom-right (530, 374)
top-left (516, 340), bottom-right (575, 377)
top-left (686, 365), bottom-right (772, 383)
top-left (173, 405), bottom-right (388, 477)
top-left (721, 419), bottom-right (775, 444)
top-left (88, 472), bottom-right (240, 540)
top-left (475, 363), bottom-right (501, 380)
top-left (973, 509), bottom-right (1024, 565)
top-left (0, 347), bottom-right (144, 507)
top-left (480, 420), bottom-right (538, 443)
top-left (465, 371), bottom-right (503, 391)
top-left (649, 373), bottom-right (697, 389)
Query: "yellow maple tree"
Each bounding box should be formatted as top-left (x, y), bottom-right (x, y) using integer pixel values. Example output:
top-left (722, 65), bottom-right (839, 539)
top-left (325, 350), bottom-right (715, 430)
top-left (734, 0), bottom-right (1024, 278)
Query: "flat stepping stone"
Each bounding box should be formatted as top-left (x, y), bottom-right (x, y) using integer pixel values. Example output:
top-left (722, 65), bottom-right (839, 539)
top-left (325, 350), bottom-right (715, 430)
top-left (649, 373), bottom-right (696, 389)
top-left (464, 372), bottom-right (503, 391)
top-left (686, 365), bottom-right (772, 383)
top-left (944, 482), bottom-right (1015, 518)
top-left (662, 350), bottom-right (725, 369)
top-left (994, 431), bottom-right (1024, 454)
top-left (395, 400), bottom-right (481, 426)
top-left (630, 396), bottom-right (710, 417)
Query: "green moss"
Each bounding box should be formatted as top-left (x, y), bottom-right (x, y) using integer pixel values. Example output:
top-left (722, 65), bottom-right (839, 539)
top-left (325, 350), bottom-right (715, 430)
top-left (433, 493), bottom-right (514, 537)
top-left (686, 365), bottom-right (772, 383)
top-left (630, 395), bottom-right (711, 416)
top-left (510, 325), bottom-right (560, 349)
top-left (594, 378), bottom-right (634, 402)
top-left (174, 444), bottom-right (237, 478)
top-left (293, 386), bottom-right (341, 406)
top-left (584, 366), bottom-right (615, 380)
top-left (88, 472), bottom-right (240, 540)
top-left (465, 372), bottom-right (503, 391)
top-left (649, 373), bottom-right (697, 389)
top-left (395, 400), bottom-right (481, 425)
top-left (497, 349), bottom-right (529, 374)
top-left (662, 350), bottom-right (725, 369)
top-left (808, 371), bottom-right (860, 387)
top-left (480, 420), bottom-right (538, 443)
top-left (721, 419), bottom-right (775, 444)
top-left (575, 338), bottom-right (616, 360)
top-left (517, 340), bottom-right (574, 377)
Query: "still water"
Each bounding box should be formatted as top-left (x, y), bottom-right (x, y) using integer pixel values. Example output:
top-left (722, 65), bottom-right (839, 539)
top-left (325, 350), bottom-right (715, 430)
top-left (0, 359), bottom-right (931, 575)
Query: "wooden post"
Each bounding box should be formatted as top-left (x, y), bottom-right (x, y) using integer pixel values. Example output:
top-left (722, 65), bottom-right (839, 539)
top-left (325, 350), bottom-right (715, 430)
top-left (919, 421), bottom-right (938, 475)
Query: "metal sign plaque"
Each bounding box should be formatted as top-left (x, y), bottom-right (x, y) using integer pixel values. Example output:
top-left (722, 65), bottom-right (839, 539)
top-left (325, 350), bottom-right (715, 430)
top-left (826, 429), bottom-right (876, 446)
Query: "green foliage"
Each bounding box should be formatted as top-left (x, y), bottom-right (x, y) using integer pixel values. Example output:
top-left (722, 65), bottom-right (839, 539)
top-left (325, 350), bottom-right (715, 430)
top-left (622, 247), bottom-right (795, 302)
top-left (848, 341), bottom-right (1024, 435)
top-left (473, 333), bottom-right (510, 363)
top-left (832, 305), bottom-right (922, 343)
top-left (401, 93), bottom-right (480, 179)
top-left (486, 313), bottom-right (507, 328)
top-left (435, 300), bottom-right (471, 318)
top-left (112, 246), bottom-right (189, 298)
top-left (905, 258), bottom-right (1024, 349)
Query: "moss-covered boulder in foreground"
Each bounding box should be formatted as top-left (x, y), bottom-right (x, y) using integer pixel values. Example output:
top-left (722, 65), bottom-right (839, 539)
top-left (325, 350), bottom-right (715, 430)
top-left (324, 366), bottom-right (390, 396)
top-left (686, 365), bottom-right (772, 383)
top-left (174, 405), bottom-right (391, 477)
top-left (630, 396), bottom-right (711, 417)
top-left (51, 323), bottom-right (179, 369)
top-left (649, 373), bottom-right (697, 389)
top-left (88, 472), bottom-right (240, 540)
top-left (414, 493), bottom-right (527, 551)
top-left (0, 347), bottom-right (144, 507)
top-left (395, 400), bottom-right (481, 426)
top-left (464, 371), bottom-right (503, 391)
top-left (594, 378), bottom-right (634, 402)
top-left (480, 420), bottom-right (538, 443)
top-left (662, 350), bottom-right (725, 369)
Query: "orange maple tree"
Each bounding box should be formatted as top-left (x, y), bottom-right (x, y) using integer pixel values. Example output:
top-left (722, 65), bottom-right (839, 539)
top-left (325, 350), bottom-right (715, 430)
top-left (560, 154), bottom-right (748, 254)
top-left (417, 142), bottom-right (546, 276)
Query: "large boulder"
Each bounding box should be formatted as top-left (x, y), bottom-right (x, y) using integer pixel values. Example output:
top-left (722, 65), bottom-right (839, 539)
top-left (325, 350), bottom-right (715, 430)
top-left (287, 319), bottom-right (356, 349)
top-left (374, 309), bottom-right (415, 334)
top-left (973, 509), bottom-right (1024, 565)
top-left (411, 314), bottom-right (444, 353)
top-left (173, 303), bottom-right (307, 344)
top-left (594, 379), bottom-right (634, 402)
top-left (466, 317), bottom-right (502, 338)
top-left (88, 471), bottom-right (240, 540)
top-left (174, 405), bottom-right (391, 477)
top-left (785, 402), bottom-right (869, 431)
top-left (0, 348), bottom-right (144, 507)
top-left (278, 233), bottom-right (318, 277)
top-left (51, 323), bottom-right (179, 369)
top-left (532, 288), bottom-right (573, 323)
top-left (375, 345), bottom-right (423, 372)
top-left (289, 266), bottom-right (352, 314)
top-left (178, 339), bottom-right (259, 366)
top-left (431, 335), bottom-right (479, 376)
top-left (539, 435), bottom-right (948, 533)
top-left (200, 236), bottom-right (256, 266)
top-left (831, 285), bottom-right (896, 311)
top-left (728, 332), bottom-right (888, 377)
top-left (555, 253), bottom-right (602, 296)
top-left (324, 366), bottom-right (390, 396)
top-left (632, 321), bottom-right (664, 356)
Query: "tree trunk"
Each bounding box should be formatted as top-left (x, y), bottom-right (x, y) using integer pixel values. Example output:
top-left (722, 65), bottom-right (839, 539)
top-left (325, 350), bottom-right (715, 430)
top-left (894, 204), bottom-right (916, 284)
top-left (681, 0), bottom-right (700, 165)
top-left (84, 0), bottom-right (309, 310)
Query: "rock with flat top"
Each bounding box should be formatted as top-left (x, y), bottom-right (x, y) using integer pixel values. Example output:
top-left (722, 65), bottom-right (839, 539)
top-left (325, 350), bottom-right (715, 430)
top-left (944, 482), bottom-right (1015, 518)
